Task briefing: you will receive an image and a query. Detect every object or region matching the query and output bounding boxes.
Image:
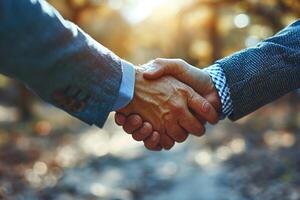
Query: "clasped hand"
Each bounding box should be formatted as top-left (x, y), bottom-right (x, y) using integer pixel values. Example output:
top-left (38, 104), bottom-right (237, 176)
top-left (115, 59), bottom-right (221, 151)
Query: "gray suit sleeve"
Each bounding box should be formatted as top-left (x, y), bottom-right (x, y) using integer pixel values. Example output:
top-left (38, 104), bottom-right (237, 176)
top-left (0, 0), bottom-right (126, 127)
top-left (216, 20), bottom-right (300, 121)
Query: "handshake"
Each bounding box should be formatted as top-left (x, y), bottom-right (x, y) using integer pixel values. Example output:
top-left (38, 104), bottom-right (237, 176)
top-left (115, 58), bottom-right (222, 151)
top-left (3, 0), bottom-right (298, 153)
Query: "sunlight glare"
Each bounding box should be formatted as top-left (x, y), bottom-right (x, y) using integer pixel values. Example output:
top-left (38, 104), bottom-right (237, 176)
top-left (122, 0), bottom-right (178, 24)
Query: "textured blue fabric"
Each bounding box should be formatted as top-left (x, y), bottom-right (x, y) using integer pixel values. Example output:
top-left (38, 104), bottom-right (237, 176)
top-left (215, 19), bottom-right (300, 121)
top-left (203, 64), bottom-right (233, 119)
top-left (112, 60), bottom-right (135, 111)
top-left (0, 0), bottom-right (128, 127)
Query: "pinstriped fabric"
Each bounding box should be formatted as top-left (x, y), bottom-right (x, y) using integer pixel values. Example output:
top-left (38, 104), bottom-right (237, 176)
top-left (203, 64), bottom-right (233, 119)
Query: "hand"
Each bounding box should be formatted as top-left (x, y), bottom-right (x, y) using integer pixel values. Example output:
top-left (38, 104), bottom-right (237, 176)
top-left (116, 64), bottom-right (219, 151)
top-left (115, 59), bottom-right (222, 150)
top-left (144, 58), bottom-right (221, 111)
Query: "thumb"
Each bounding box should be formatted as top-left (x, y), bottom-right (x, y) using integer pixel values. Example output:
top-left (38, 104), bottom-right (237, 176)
top-left (143, 64), bottom-right (167, 80)
top-left (143, 58), bottom-right (189, 80)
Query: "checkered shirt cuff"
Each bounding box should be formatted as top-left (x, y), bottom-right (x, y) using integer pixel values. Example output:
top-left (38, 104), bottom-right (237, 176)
top-left (203, 64), bottom-right (233, 119)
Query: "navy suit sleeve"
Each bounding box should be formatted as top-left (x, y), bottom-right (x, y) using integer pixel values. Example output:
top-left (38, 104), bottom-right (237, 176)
top-left (0, 0), bottom-right (126, 127)
top-left (216, 20), bottom-right (300, 120)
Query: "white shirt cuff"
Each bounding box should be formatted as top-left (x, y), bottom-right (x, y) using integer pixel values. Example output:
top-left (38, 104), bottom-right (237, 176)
top-left (111, 60), bottom-right (135, 111)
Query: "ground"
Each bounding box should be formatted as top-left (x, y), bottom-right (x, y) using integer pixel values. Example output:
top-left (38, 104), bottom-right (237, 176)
top-left (0, 93), bottom-right (299, 200)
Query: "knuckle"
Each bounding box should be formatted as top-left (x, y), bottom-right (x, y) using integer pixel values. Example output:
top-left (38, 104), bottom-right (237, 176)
top-left (169, 102), bottom-right (184, 113)
top-left (186, 88), bottom-right (195, 98)
top-left (163, 114), bottom-right (173, 123)
top-left (141, 123), bottom-right (152, 134)
top-left (179, 86), bottom-right (193, 99)
top-left (129, 115), bottom-right (142, 127)
top-left (176, 59), bottom-right (186, 65)
top-left (200, 102), bottom-right (208, 113)
top-left (154, 58), bottom-right (163, 65)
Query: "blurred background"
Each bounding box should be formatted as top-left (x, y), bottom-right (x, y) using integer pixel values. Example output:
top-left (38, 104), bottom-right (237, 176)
top-left (1, 0), bottom-right (300, 199)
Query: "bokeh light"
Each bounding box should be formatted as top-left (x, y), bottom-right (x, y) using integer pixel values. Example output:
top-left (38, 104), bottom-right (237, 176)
top-left (234, 13), bottom-right (250, 28)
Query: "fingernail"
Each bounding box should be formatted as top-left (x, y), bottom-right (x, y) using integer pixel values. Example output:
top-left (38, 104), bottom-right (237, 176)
top-left (202, 102), bottom-right (210, 113)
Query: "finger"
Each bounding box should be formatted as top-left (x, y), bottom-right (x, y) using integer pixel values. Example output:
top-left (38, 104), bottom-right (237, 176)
top-left (123, 114), bottom-right (143, 134)
top-left (132, 122), bottom-right (153, 141)
top-left (115, 112), bottom-right (127, 126)
top-left (144, 131), bottom-right (161, 151)
top-left (143, 64), bottom-right (166, 79)
top-left (188, 92), bottom-right (219, 124)
top-left (192, 111), bottom-right (207, 126)
top-left (204, 93), bottom-right (222, 114)
top-left (143, 58), bottom-right (187, 80)
top-left (165, 117), bottom-right (188, 143)
top-left (178, 111), bottom-right (206, 137)
top-left (160, 133), bottom-right (175, 150)
top-left (151, 145), bottom-right (163, 151)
